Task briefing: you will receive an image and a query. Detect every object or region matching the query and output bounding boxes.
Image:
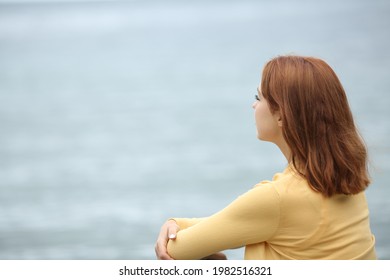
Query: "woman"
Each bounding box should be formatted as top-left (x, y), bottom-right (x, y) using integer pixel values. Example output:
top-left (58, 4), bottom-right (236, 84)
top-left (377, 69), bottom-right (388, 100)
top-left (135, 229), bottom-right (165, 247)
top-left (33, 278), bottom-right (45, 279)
top-left (155, 55), bottom-right (377, 260)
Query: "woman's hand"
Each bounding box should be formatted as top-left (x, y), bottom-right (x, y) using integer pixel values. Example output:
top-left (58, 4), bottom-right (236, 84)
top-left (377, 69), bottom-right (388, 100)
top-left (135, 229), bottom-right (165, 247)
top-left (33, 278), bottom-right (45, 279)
top-left (201, 252), bottom-right (228, 260)
top-left (155, 219), bottom-right (180, 260)
top-left (155, 219), bottom-right (228, 260)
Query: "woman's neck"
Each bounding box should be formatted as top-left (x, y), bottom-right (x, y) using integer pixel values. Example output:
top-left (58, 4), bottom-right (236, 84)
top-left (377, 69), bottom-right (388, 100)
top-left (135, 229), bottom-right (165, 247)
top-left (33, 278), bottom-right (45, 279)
top-left (275, 138), bottom-right (291, 163)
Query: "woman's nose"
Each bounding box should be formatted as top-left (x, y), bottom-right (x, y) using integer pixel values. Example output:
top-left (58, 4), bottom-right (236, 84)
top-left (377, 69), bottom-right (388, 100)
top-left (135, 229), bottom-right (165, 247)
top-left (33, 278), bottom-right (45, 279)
top-left (252, 101), bottom-right (257, 109)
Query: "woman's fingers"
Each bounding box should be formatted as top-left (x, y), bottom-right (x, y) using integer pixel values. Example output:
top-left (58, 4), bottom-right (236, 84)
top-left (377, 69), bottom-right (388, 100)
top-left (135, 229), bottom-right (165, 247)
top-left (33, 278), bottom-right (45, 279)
top-left (201, 252), bottom-right (228, 260)
top-left (155, 236), bottom-right (174, 260)
top-left (167, 220), bottom-right (180, 240)
top-left (155, 220), bottom-right (180, 260)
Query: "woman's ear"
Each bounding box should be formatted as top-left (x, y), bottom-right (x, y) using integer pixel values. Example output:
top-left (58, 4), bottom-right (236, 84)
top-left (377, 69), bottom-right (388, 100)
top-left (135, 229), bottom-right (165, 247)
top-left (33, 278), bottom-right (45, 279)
top-left (277, 117), bottom-right (283, 127)
top-left (274, 111), bottom-right (283, 127)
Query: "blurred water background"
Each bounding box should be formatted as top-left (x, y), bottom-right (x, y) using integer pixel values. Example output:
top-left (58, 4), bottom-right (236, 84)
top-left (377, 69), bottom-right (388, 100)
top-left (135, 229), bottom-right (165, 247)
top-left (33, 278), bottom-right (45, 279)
top-left (0, 0), bottom-right (389, 260)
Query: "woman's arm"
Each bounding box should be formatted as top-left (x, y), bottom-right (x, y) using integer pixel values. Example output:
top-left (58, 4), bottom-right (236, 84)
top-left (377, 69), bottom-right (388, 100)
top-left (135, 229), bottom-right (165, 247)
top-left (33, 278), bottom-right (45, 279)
top-left (155, 218), bottom-right (227, 260)
top-left (155, 220), bottom-right (181, 260)
top-left (172, 217), bottom-right (206, 230)
top-left (167, 183), bottom-right (280, 260)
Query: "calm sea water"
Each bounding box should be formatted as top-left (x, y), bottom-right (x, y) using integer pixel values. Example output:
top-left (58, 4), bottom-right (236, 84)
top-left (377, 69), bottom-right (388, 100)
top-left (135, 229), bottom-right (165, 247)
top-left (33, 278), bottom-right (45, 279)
top-left (0, 0), bottom-right (389, 259)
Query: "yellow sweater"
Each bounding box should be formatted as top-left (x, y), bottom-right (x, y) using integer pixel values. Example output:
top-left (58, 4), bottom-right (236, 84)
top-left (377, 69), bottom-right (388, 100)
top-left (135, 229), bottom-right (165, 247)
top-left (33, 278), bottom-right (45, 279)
top-left (167, 166), bottom-right (376, 260)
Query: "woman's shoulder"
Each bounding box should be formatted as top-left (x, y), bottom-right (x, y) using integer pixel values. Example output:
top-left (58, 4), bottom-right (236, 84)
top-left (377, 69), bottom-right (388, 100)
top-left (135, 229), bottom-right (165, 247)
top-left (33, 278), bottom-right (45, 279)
top-left (265, 166), bottom-right (321, 200)
top-left (251, 165), bottom-right (320, 201)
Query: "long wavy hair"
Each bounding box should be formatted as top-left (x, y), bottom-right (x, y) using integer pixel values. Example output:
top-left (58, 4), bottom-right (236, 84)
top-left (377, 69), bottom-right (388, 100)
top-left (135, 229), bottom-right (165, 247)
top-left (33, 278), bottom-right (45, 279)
top-left (261, 55), bottom-right (370, 197)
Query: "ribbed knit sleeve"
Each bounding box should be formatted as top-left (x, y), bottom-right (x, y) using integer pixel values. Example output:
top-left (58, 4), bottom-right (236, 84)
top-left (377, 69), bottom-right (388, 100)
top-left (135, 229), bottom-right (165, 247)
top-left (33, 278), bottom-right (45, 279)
top-left (167, 182), bottom-right (280, 260)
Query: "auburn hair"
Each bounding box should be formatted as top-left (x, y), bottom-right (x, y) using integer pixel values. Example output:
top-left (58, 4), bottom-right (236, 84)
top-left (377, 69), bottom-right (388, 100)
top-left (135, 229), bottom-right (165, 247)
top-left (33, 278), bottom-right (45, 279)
top-left (261, 55), bottom-right (370, 197)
